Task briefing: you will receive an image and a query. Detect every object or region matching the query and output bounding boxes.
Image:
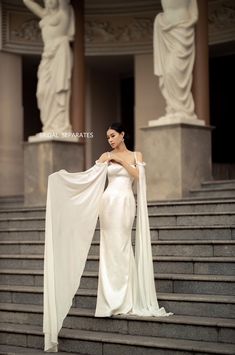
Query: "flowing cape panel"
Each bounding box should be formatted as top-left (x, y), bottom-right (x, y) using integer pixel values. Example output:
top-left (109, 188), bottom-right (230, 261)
top-left (43, 161), bottom-right (108, 352)
top-left (132, 163), bottom-right (173, 317)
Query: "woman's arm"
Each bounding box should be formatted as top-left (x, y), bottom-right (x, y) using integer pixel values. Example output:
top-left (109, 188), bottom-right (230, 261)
top-left (121, 151), bottom-right (143, 180)
top-left (23, 0), bottom-right (46, 18)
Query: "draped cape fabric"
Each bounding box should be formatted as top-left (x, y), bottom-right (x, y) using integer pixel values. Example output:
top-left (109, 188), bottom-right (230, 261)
top-left (43, 160), bottom-right (173, 352)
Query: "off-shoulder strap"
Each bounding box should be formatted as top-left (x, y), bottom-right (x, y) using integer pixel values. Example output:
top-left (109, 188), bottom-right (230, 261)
top-left (107, 151), bottom-right (111, 159)
top-left (133, 151), bottom-right (137, 164)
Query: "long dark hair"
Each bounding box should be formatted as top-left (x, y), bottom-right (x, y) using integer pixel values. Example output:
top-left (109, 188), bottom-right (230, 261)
top-left (107, 122), bottom-right (130, 141)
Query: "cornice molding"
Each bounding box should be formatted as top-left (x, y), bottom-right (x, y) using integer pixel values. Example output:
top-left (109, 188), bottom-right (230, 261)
top-left (208, 0), bottom-right (235, 44)
top-left (0, 0), bottom-right (234, 56)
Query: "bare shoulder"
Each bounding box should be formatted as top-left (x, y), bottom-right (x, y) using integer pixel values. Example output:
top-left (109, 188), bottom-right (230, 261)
top-left (97, 152), bottom-right (109, 163)
top-left (135, 151), bottom-right (143, 162)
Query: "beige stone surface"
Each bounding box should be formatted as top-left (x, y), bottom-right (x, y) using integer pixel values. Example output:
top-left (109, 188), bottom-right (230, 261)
top-left (24, 141), bottom-right (84, 206)
top-left (0, 52), bottom-right (23, 197)
top-left (134, 53), bottom-right (165, 151)
top-left (141, 123), bottom-right (212, 200)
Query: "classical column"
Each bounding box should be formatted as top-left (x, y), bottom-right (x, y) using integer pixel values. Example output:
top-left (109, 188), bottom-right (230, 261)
top-left (192, 0), bottom-right (210, 125)
top-left (71, 0), bottom-right (86, 138)
top-left (0, 52), bottom-right (23, 198)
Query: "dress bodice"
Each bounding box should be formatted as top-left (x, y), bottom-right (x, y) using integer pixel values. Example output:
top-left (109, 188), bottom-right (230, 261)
top-left (106, 151), bottom-right (137, 192)
top-left (107, 163), bottom-right (135, 190)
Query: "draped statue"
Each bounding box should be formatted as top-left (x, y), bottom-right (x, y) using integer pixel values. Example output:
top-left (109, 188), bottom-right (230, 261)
top-left (23, 0), bottom-right (75, 136)
top-left (153, 0), bottom-right (199, 122)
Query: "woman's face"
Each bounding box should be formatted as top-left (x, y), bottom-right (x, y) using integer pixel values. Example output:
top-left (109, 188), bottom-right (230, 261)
top-left (44, 0), bottom-right (59, 10)
top-left (106, 129), bottom-right (124, 149)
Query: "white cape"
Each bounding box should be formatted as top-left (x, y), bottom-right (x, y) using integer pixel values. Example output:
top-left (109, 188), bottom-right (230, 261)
top-left (43, 160), bottom-right (173, 352)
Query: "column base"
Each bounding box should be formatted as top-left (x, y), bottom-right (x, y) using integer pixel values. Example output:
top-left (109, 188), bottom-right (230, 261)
top-left (23, 140), bottom-right (84, 206)
top-left (141, 122), bottom-right (212, 201)
top-left (149, 115), bottom-right (205, 127)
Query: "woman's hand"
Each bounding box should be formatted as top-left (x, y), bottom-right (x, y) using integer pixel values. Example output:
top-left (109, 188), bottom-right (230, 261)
top-left (108, 153), bottom-right (123, 165)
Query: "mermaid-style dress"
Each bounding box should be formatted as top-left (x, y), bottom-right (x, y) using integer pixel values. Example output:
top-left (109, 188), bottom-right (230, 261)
top-left (95, 151), bottom-right (137, 317)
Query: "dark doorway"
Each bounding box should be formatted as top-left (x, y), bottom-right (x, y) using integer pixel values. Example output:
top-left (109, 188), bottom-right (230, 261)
top-left (120, 76), bottom-right (134, 150)
top-left (22, 55), bottom-right (41, 141)
top-left (209, 53), bottom-right (235, 164)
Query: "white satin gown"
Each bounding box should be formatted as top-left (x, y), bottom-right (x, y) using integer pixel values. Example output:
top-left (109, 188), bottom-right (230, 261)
top-left (43, 150), bottom-right (173, 352)
top-left (95, 152), bottom-right (137, 317)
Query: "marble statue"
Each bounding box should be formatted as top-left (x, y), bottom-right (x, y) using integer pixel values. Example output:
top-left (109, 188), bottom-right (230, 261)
top-left (153, 0), bottom-right (199, 122)
top-left (23, 0), bottom-right (75, 136)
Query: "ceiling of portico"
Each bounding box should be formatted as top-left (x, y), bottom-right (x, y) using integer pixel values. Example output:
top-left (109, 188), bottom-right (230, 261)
top-left (3, 0), bottom-right (161, 14)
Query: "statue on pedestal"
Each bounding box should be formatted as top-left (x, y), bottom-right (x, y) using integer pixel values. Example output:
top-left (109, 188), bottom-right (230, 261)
top-left (23, 0), bottom-right (75, 137)
top-left (153, 0), bottom-right (199, 123)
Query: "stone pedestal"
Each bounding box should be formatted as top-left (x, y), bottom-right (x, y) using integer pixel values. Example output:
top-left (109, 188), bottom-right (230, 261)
top-left (141, 123), bottom-right (212, 201)
top-left (23, 140), bottom-right (84, 206)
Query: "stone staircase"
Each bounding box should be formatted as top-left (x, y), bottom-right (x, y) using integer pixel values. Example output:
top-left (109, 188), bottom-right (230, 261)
top-left (0, 180), bottom-right (235, 354)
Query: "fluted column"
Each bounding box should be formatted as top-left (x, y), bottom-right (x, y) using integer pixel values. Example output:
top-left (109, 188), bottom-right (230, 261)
top-left (192, 0), bottom-right (210, 125)
top-left (71, 0), bottom-right (85, 138)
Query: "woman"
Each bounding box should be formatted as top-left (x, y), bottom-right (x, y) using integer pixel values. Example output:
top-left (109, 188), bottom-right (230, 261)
top-left (153, 0), bottom-right (198, 121)
top-left (23, 0), bottom-right (75, 134)
top-left (43, 123), bottom-right (173, 352)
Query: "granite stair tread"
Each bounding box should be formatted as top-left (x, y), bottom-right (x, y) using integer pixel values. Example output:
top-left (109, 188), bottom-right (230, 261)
top-left (1, 268), bottom-right (235, 282)
top-left (0, 211), bottom-right (235, 219)
top-left (1, 239), bottom-right (235, 245)
top-left (1, 254), bottom-right (235, 262)
top-left (1, 284), bottom-right (235, 303)
top-left (1, 302), bottom-right (235, 328)
top-left (0, 322), bottom-right (235, 354)
top-left (0, 197), bottom-right (234, 211)
top-left (190, 187), bottom-right (235, 192)
top-left (6, 240), bottom-right (235, 245)
top-left (0, 224), bottom-right (234, 231)
top-left (0, 344), bottom-right (78, 354)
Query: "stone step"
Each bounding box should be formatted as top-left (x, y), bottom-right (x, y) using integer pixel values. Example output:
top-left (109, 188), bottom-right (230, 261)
top-left (78, 273), bottom-right (235, 296)
top-left (102, 255), bottom-right (231, 276)
top-left (0, 229), bottom-right (44, 241)
top-left (190, 187), bottom-right (235, 198)
top-left (148, 199), bottom-right (235, 214)
top-left (0, 208), bottom-right (45, 219)
top-left (0, 255), bottom-right (235, 285)
top-left (1, 285), bottom-right (234, 319)
top-left (0, 322), bottom-right (235, 355)
top-left (0, 199), bottom-right (235, 218)
top-left (0, 212), bottom-right (234, 229)
top-left (0, 196), bottom-right (24, 209)
top-left (0, 344), bottom-right (78, 354)
top-left (148, 212), bottom-right (235, 227)
top-left (1, 254), bottom-right (234, 276)
top-left (0, 303), bottom-right (235, 345)
top-left (0, 225), bottom-right (234, 242)
top-left (201, 180), bottom-right (235, 190)
top-left (1, 269), bottom-right (234, 296)
top-left (1, 240), bottom-right (235, 257)
top-left (0, 242), bottom-right (44, 255)
top-left (1, 199), bottom-right (235, 218)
